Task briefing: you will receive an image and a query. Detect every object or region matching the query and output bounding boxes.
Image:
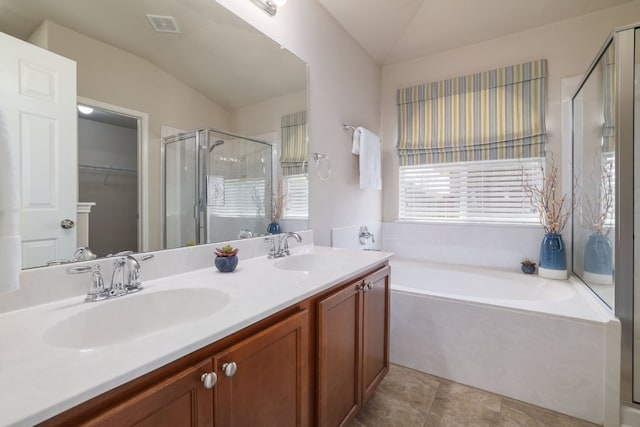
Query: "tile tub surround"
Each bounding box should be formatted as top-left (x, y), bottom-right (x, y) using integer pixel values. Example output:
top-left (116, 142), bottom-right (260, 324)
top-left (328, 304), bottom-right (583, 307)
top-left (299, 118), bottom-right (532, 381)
top-left (351, 364), bottom-right (599, 427)
top-left (0, 242), bottom-right (392, 426)
top-left (389, 259), bottom-right (619, 426)
top-left (331, 223), bottom-right (383, 251)
top-left (382, 221), bottom-right (545, 270)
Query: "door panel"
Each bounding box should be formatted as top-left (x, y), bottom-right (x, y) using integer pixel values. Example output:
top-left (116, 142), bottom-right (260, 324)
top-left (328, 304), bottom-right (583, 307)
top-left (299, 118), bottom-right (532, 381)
top-left (0, 32), bottom-right (77, 268)
top-left (317, 282), bottom-right (362, 427)
top-left (214, 310), bottom-right (309, 427)
top-left (362, 267), bottom-right (390, 403)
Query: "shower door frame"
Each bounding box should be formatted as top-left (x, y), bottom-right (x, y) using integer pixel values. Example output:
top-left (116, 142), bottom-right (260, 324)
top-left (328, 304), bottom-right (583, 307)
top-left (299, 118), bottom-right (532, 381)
top-left (571, 23), bottom-right (636, 408)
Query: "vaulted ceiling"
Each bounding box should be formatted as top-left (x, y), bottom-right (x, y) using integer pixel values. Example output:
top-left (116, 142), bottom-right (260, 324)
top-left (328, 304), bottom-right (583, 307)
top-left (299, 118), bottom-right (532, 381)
top-left (318, 0), bottom-right (637, 64)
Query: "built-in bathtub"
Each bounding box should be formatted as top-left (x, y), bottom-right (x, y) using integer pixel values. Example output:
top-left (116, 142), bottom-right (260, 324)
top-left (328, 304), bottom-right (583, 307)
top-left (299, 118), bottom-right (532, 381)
top-left (389, 259), bottom-right (620, 426)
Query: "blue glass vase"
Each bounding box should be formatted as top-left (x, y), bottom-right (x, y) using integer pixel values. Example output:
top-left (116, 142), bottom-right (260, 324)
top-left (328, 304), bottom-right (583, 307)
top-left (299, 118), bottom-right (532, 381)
top-left (538, 233), bottom-right (567, 279)
top-left (583, 234), bottom-right (613, 284)
top-left (267, 222), bottom-right (281, 235)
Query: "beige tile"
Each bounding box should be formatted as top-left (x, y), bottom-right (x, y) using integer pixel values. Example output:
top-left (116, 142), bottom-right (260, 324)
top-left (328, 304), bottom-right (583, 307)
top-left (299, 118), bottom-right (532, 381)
top-left (499, 398), bottom-right (600, 427)
top-left (424, 380), bottom-right (501, 427)
top-left (378, 364), bottom-right (441, 410)
top-left (354, 390), bottom-right (429, 427)
top-left (352, 364), bottom-right (439, 427)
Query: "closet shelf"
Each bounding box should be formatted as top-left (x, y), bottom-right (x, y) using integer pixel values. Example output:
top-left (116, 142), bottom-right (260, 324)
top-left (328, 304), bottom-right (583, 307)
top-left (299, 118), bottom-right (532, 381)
top-left (79, 164), bottom-right (137, 175)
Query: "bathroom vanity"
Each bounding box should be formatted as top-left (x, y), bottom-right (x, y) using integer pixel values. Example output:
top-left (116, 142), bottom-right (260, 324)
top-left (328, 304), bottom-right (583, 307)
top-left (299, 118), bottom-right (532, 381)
top-left (0, 245), bottom-right (390, 427)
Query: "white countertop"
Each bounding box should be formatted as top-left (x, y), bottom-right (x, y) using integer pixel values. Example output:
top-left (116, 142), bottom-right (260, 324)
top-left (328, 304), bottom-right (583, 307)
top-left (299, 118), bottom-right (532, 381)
top-left (0, 245), bottom-right (392, 427)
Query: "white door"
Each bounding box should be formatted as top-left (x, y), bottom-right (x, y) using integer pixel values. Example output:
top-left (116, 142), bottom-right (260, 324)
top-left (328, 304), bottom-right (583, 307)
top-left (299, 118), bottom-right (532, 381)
top-left (0, 32), bottom-right (77, 268)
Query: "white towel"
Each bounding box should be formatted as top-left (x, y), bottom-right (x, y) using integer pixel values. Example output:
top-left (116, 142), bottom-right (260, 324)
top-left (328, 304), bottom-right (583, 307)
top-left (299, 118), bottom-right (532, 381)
top-left (0, 108), bottom-right (21, 293)
top-left (352, 127), bottom-right (382, 190)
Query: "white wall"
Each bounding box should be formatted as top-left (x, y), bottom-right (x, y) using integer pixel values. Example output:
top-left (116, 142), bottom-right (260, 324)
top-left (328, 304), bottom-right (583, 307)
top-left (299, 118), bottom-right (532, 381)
top-left (382, 2), bottom-right (640, 222)
top-left (217, 0), bottom-right (382, 246)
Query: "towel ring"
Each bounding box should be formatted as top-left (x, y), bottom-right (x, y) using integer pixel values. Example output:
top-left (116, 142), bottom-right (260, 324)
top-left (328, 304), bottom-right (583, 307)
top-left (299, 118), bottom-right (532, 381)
top-left (313, 153), bottom-right (331, 181)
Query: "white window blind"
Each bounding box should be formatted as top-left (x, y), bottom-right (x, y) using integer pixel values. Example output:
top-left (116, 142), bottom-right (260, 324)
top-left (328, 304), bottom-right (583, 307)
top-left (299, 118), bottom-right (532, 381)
top-left (399, 158), bottom-right (544, 223)
top-left (283, 174), bottom-right (308, 219)
top-left (211, 178), bottom-right (266, 218)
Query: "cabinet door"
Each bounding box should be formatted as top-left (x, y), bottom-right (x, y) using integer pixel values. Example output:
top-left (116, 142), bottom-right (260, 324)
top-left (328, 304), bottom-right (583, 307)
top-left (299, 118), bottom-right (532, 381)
top-left (317, 281), bottom-right (363, 427)
top-left (362, 266), bottom-right (390, 403)
top-left (213, 310), bottom-right (309, 427)
top-left (91, 358), bottom-right (214, 427)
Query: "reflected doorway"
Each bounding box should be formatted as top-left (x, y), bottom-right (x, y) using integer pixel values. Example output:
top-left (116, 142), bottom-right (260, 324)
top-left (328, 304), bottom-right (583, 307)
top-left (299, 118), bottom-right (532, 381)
top-left (76, 100), bottom-right (147, 256)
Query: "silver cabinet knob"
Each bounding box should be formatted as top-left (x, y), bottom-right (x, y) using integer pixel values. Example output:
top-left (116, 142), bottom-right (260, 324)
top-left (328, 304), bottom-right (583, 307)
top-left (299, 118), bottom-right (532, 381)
top-left (60, 219), bottom-right (75, 229)
top-left (366, 282), bottom-right (373, 291)
top-left (201, 372), bottom-right (217, 389)
top-left (222, 362), bottom-right (237, 377)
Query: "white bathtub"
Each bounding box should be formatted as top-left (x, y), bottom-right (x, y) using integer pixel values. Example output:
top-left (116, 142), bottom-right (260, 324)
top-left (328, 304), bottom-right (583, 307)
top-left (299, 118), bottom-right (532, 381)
top-left (389, 259), bottom-right (620, 426)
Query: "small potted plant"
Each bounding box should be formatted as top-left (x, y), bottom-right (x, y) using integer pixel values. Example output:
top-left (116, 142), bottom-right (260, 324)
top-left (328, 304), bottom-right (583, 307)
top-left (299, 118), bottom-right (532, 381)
top-left (214, 244), bottom-right (239, 273)
top-left (521, 259), bottom-right (536, 274)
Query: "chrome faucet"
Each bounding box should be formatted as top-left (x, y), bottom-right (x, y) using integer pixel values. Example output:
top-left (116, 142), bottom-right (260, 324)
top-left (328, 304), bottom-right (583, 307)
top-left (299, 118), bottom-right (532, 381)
top-left (66, 253), bottom-right (154, 302)
top-left (266, 232), bottom-right (303, 259)
top-left (73, 246), bottom-right (97, 261)
top-left (358, 226), bottom-right (375, 245)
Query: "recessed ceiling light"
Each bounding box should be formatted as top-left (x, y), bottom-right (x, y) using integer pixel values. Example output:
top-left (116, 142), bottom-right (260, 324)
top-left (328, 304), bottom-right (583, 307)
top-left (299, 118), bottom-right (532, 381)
top-left (146, 14), bottom-right (180, 33)
top-left (77, 105), bottom-right (94, 115)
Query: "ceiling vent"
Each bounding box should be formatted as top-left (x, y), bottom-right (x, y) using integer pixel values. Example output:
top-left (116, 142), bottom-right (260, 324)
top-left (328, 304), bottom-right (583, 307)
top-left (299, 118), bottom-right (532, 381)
top-left (146, 14), bottom-right (180, 33)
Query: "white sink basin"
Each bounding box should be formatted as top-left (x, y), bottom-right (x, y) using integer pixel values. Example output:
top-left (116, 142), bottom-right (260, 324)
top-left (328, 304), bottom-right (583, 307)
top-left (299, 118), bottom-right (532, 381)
top-left (273, 253), bottom-right (347, 272)
top-left (44, 288), bottom-right (230, 350)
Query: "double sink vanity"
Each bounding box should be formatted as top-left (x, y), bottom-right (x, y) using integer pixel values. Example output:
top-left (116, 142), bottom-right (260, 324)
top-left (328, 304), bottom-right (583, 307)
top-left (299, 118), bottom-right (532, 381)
top-left (0, 240), bottom-right (392, 427)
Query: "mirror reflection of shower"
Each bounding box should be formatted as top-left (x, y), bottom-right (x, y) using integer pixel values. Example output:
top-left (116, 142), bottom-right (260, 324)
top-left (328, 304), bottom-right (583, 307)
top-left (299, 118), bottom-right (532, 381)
top-left (210, 139), bottom-right (225, 151)
top-left (162, 129), bottom-right (273, 249)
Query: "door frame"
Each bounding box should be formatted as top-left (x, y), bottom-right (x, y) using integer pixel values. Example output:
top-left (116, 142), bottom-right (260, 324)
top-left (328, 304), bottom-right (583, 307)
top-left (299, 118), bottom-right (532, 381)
top-left (77, 96), bottom-right (149, 252)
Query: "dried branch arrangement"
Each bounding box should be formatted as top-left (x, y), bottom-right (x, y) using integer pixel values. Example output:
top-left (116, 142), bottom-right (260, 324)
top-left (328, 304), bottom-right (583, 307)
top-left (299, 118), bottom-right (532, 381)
top-left (271, 180), bottom-right (288, 222)
top-left (581, 158), bottom-right (614, 236)
top-left (523, 155), bottom-right (572, 235)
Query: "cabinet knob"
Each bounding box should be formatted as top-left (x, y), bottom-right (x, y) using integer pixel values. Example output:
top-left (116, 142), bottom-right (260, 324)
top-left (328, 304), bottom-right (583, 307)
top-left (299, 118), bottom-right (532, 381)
top-left (361, 282), bottom-right (373, 292)
top-left (222, 362), bottom-right (238, 377)
top-left (201, 372), bottom-right (217, 389)
top-left (366, 282), bottom-right (373, 291)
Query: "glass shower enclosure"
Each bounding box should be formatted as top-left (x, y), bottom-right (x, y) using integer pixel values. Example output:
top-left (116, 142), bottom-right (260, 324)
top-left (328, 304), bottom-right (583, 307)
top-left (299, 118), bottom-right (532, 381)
top-left (162, 128), bottom-right (272, 249)
top-left (571, 23), bottom-right (640, 408)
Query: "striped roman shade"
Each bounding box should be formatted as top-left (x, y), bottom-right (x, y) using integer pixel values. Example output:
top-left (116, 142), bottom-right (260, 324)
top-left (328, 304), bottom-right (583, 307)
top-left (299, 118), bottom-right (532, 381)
top-left (396, 59), bottom-right (546, 165)
top-left (602, 45), bottom-right (615, 153)
top-left (280, 111), bottom-right (308, 176)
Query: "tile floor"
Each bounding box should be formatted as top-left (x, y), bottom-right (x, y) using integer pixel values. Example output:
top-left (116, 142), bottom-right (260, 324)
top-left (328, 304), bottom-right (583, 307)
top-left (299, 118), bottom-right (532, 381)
top-left (350, 364), bottom-right (600, 427)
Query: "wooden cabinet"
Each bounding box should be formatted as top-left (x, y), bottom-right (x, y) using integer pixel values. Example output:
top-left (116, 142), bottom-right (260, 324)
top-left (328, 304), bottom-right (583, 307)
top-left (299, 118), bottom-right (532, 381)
top-left (316, 266), bottom-right (390, 427)
top-left (213, 309), bottom-right (309, 427)
top-left (87, 359), bottom-right (214, 427)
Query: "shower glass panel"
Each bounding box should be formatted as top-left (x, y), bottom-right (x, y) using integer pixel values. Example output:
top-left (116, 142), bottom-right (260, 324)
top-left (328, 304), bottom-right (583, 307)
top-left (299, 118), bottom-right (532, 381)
top-left (572, 41), bottom-right (616, 308)
top-left (164, 133), bottom-right (198, 249)
top-left (163, 129), bottom-right (272, 249)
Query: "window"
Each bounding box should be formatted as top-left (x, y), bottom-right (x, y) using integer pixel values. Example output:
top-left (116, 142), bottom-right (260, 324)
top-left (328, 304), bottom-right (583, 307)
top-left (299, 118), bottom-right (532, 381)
top-left (283, 173), bottom-right (308, 219)
top-left (395, 60), bottom-right (547, 224)
top-left (211, 178), bottom-right (266, 218)
top-left (399, 158), bottom-right (544, 223)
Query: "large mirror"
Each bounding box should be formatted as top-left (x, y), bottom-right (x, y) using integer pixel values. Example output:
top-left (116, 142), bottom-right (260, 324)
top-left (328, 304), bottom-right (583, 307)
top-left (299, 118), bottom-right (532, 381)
top-left (0, 0), bottom-right (308, 268)
top-left (572, 41), bottom-right (616, 307)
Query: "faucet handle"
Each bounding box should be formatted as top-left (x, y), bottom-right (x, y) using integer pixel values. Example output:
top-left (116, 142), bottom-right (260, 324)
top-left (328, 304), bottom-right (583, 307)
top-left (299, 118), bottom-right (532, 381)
top-left (124, 254), bottom-right (154, 291)
top-left (67, 264), bottom-right (105, 302)
top-left (265, 236), bottom-right (279, 259)
top-left (73, 246), bottom-right (97, 261)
